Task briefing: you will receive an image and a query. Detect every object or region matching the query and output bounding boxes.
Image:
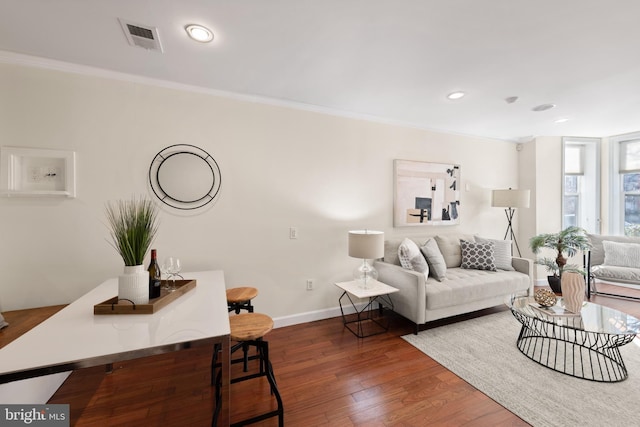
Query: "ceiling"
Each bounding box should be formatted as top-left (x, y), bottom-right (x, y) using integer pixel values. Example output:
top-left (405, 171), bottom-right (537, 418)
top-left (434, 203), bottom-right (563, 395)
top-left (1, 0), bottom-right (639, 142)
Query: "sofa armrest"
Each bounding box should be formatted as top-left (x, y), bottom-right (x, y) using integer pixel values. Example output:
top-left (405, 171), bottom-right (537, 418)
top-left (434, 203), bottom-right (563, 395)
top-left (374, 261), bottom-right (427, 325)
top-left (512, 256), bottom-right (534, 296)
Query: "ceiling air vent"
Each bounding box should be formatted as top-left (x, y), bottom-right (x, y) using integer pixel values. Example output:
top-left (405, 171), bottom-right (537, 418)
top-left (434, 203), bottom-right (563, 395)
top-left (118, 18), bottom-right (163, 52)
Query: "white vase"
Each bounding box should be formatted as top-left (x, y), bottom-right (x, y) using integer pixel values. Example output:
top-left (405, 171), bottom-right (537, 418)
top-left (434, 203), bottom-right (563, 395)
top-left (118, 265), bottom-right (149, 305)
top-left (561, 272), bottom-right (585, 313)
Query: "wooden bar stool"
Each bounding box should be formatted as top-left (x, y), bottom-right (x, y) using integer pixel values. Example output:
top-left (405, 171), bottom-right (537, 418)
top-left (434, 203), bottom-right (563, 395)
top-left (212, 313), bottom-right (284, 427)
top-left (226, 286), bottom-right (259, 371)
top-left (226, 287), bottom-right (258, 314)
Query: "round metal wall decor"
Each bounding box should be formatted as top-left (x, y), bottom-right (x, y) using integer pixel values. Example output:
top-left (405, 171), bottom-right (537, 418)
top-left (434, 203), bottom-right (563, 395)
top-left (149, 144), bottom-right (221, 210)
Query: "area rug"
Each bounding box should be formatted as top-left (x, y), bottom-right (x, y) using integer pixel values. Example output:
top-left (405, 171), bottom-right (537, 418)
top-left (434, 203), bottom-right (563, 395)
top-left (402, 311), bottom-right (640, 427)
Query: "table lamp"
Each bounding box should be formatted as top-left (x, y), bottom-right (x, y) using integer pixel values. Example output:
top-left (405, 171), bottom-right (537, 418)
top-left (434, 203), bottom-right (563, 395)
top-left (491, 188), bottom-right (530, 257)
top-left (348, 230), bottom-right (384, 288)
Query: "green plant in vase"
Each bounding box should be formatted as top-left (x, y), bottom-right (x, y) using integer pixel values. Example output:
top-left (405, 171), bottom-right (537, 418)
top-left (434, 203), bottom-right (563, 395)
top-left (529, 226), bottom-right (591, 293)
top-left (105, 197), bottom-right (159, 304)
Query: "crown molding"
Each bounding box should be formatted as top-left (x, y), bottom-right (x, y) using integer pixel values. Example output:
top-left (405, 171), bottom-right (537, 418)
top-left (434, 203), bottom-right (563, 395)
top-left (0, 50), bottom-right (513, 143)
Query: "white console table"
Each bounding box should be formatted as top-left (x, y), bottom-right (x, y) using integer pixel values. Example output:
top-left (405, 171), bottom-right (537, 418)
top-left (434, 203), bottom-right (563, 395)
top-left (0, 270), bottom-right (231, 425)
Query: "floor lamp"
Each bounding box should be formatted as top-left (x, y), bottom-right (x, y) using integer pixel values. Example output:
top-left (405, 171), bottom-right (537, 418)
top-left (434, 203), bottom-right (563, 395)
top-left (491, 189), bottom-right (530, 257)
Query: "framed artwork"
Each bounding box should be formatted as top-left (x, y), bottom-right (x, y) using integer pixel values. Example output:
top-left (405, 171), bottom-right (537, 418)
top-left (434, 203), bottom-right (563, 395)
top-left (394, 159), bottom-right (460, 227)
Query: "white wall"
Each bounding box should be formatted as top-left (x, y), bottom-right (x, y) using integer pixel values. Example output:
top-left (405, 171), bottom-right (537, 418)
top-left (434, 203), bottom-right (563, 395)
top-left (0, 62), bottom-right (521, 319)
top-left (522, 136), bottom-right (565, 283)
top-left (518, 140), bottom-right (536, 262)
top-left (533, 137), bottom-right (564, 238)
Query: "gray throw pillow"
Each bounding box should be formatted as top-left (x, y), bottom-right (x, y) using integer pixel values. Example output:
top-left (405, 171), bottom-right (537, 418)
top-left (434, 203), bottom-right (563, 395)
top-left (475, 236), bottom-right (514, 271)
top-left (398, 238), bottom-right (429, 278)
top-left (420, 238), bottom-right (447, 281)
top-left (460, 240), bottom-right (497, 271)
top-left (434, 234), bottom-right (476, 268)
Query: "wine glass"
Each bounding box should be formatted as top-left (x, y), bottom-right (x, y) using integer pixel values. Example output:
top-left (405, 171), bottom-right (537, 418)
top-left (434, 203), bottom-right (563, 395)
top-left (163, 257), bottom-right (176, 292)
top-left (173, 258), bottom-right (182, 284)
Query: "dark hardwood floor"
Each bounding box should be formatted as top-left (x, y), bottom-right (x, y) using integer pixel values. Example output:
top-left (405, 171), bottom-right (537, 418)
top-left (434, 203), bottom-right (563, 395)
top-left (0, 305), bottom-right (66, 349)
top-left (47, 284), bottom-right (640, 426)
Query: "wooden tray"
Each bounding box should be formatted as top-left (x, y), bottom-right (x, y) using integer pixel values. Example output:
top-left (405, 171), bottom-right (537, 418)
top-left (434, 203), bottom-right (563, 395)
top-left (94, 279), bottom-right (196, 315)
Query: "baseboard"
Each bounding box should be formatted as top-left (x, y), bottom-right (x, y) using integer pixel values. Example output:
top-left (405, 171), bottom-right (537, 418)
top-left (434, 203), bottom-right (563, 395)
top-left (273, 303), bottom-right (366, 329)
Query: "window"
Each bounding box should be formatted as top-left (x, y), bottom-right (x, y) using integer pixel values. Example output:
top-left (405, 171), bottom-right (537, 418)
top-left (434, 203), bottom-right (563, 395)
top-left (562, 138), bottom-right (600, 233)
top-left (623, 174), bottom-right (640, 235)
top-left (612, 133), bottom-right (640, 236)
top-left (563, 176), bottom-right (579, 227)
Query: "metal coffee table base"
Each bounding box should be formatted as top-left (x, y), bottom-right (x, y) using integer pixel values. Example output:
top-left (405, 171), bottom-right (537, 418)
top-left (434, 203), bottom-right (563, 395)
top-left (513, 311), bottom-right (634, 382)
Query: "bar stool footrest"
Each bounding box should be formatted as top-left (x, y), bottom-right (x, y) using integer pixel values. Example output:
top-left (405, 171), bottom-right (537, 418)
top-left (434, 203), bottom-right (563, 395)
top-left (212, 338), bottom-right (283, 427)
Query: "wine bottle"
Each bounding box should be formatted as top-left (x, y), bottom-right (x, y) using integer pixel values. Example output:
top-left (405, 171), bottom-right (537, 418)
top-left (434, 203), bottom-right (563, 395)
top-left (148, 249), bottom-right (162, 299)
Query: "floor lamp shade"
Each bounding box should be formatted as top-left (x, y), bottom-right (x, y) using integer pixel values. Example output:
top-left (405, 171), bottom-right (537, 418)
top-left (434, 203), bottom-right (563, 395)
top-left (348, 230), bottom-right (384, 288)
top-left (491, 189), bottom-right (530, 208)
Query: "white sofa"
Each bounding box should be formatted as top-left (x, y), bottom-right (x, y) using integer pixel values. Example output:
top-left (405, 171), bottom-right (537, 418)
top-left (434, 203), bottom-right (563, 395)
top-left (374, 234), bottom-right (533, 334)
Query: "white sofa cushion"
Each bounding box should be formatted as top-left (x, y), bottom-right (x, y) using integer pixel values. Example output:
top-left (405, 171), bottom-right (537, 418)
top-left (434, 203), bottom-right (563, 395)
top-left (398, 238), bottom-right (429, 278)
top-left (434, 234), bottom-right (476, 268)
top-left (425, 268), bottom-right (530, 310)
top-left (603, 240), bottom-right (640, 268)
top-left (592, 265), bottom-right (640, 284)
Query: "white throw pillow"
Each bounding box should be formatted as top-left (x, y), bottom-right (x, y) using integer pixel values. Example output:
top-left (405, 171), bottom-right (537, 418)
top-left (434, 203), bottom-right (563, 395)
top-left (603, 240), bottom-right (640, 268)
top-left (398, 238), bottom-right (429, 278)
top-left (475, 236), bottom-right (515, 271)
top-left (420, 238), bottom-right (447, 281)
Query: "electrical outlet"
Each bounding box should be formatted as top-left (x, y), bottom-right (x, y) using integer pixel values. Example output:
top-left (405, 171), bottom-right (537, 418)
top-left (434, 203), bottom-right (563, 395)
top-left (306, 279), bottom-right (314, 290)
top-left (289, 227), bottom-right (298, 239)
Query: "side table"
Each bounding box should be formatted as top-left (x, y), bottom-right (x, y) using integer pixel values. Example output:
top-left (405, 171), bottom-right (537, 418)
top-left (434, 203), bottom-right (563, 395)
top-left (335, 279), bottom-right (399, 338)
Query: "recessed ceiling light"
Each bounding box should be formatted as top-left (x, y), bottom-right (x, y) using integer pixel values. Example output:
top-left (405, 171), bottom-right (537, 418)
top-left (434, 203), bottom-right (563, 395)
top-left (185, 24), bottom-right (214, 43)
top-left (505, 96), bottom-right (519, 104)
top-left (447, 91), bottom-right (466, 100)
top-left (532, 103), bottom-right (556, 112)
top-left (554, 118), bottom-right (569, 123)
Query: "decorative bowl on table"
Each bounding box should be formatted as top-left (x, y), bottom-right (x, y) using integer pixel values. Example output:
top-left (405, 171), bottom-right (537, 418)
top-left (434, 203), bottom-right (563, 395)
top-left (534, 289), bottom-right (558, 307)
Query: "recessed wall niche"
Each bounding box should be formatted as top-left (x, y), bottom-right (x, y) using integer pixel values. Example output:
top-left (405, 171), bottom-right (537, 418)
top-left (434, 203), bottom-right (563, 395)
top-left (0, 147), bottom-right (76, 197)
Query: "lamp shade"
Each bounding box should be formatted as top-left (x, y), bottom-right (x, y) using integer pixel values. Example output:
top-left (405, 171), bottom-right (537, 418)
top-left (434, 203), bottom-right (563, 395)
top-left (348, 230), bottom-right (384, 259)
top-left (491, 189), bottom-right (530, 208)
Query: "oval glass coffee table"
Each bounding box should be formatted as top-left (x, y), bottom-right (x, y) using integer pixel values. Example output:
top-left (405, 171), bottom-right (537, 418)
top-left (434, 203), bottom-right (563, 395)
top-left (507, 295), bottom-right (640, 382)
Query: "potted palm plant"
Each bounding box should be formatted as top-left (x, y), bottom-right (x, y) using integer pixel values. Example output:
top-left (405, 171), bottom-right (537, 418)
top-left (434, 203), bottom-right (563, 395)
top-left (106, 197), bottom-right (159, 304)
top-left (529, 226), bottom-right (591, 294)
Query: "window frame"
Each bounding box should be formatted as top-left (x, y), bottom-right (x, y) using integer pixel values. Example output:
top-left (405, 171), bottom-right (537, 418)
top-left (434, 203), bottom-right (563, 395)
top-left (561, 137), bottom-right (601, 233)
top-left (610, 131), bottom-right (640, 235)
